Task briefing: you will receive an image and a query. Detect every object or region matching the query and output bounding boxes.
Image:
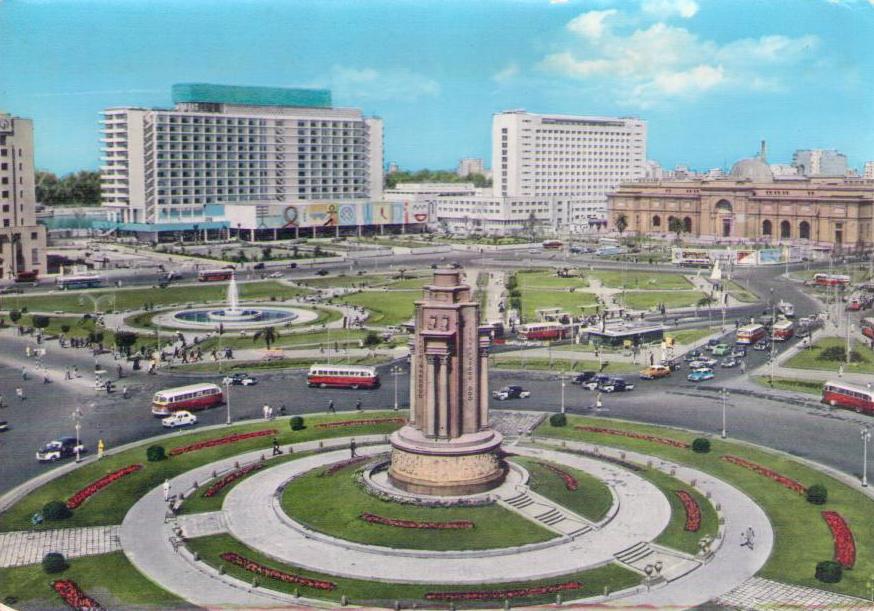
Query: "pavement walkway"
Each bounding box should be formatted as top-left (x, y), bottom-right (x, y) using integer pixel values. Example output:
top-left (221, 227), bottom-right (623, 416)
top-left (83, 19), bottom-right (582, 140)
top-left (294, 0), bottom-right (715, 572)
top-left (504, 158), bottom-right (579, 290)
top-left (714, 576), bottom-right (872, 610)
top-left (0, 525), bottom-right (120, 568)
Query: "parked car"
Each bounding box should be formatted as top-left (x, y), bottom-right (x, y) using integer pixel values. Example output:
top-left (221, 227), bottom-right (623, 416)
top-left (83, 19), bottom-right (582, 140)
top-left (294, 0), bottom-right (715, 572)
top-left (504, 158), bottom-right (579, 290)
top-left (599, 377), bottom-right (634, 393)
top-left (712, 344), bottom-right (732, 356)
top-left (36, 437), bottom-right (85, 462)
top-left (720, 357), bottom-right (739, 368)
top-left (639, 365), bottom-right (672, 380)
top-left (222, 373), bottom-right (257, 386)
top-left (583, 374), bottom-right (611, 390)
top-left (730, 347), bottom-right (747, 359)
top-left (162, 411), bottom-right (198, 429)
top-left (687, 368), bottom-right (715, 382)
top-left (753, 340), bottom-right (770, 351)
top-left (492, 385), bottom-right (531, 400)
top-left (571, 371), bottom-right (598, 385)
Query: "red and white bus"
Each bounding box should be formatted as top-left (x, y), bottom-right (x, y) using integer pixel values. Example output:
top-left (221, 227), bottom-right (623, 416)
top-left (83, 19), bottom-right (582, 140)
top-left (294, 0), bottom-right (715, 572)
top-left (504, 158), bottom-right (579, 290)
top-left (198, 269), bottom-right (233, 282)
top-left (736, 324), bottom-right (767, 345)
top-left (307, 365), bottom-right (380, 389)
top-left (151, 383), bottom-right (224, 416)
top-left (542, 240), bottom-right (563, 250)
top-left (812, 273), bottom-right (850, 287)
top-left (518, 322), bottom-right (569, 341)
top-left (862, 318), bottom-right (874, 340)
top-left (822, 380), bottom-right (874, 415)
top-left (772, 319), bottom-right (795, 341)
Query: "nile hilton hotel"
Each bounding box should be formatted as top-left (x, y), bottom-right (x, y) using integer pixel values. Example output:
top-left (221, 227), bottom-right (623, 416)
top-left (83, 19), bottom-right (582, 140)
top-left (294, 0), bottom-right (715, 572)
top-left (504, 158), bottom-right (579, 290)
top-left (608, 146), bottom-right (874, 251)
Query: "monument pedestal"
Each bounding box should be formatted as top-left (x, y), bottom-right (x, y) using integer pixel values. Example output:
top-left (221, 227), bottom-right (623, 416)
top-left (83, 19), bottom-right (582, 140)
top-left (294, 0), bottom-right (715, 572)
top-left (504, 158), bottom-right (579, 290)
top-left (388, 426), bottom-right (505, 496)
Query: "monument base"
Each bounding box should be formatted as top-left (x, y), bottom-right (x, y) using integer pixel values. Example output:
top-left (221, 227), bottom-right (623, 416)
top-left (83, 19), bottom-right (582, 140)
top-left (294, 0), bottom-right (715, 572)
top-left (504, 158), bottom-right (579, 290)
top-left (388, 426), bottom-right (505, 496)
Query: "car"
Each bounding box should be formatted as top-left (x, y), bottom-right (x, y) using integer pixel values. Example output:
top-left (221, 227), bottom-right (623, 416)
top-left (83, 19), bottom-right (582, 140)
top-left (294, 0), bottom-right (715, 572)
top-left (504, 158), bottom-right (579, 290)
top-left (730, 347), bottom-right (747, 359)
top-left (571, 371), bottom-right (598, 385)
top-left (222, 373), bottom-right (257, 386)
top-left (706, 338), bottom-right (721, 351)
top-left (660, 358), bottom-right (684, 371)
top-left (698, 356), bottom-right (718, 367)
top-left (687, 368), bottom-right (715, 382)
top-left (753, 340), bottom-right (770, 351)
top-left (712, 344), bottom-right (732, 356)
top-left (683, 349), bottom-right (703, 362)
top-left (222, 264), bottom-right (236, 270)
top-left (639, 365), bottom-right (672, 380)
top-left (492, 385), bottom-right (531, 400)
top-left (253, 262), bottom-right (266, 270)
top-left (449, 262), bottom-right (463, 269)
top-left (0, 286), bottom-right (23, 294)
top-left (720, 357), bottom-right (739, 368)
top-left (315, 269), bottom-right (330, 276)
top-left (599, 377), bottom-right (634, 393)
top-left (268, 271), bottom-right (283, 278)
top-left (287, 262), bottom-right (298, 269)
top-left (162, 411), bottom-right (198, 429)
top-left (583, 374), bottom-right (611, 390)
top-left (36, 437), bottom-right (85, 462)
top-left (0, 420), bottom-right (9, 432)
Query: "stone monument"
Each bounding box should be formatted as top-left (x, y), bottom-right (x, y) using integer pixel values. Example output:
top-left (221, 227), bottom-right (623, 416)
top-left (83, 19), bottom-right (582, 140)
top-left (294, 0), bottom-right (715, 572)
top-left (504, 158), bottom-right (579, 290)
top-left (388, 269), bottom-right (505, 496)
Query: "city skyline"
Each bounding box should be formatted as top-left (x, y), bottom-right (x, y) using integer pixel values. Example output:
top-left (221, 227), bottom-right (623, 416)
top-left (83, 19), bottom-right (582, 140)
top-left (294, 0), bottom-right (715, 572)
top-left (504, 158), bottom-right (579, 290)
top-left (1, 0), bottom-right (873, 175)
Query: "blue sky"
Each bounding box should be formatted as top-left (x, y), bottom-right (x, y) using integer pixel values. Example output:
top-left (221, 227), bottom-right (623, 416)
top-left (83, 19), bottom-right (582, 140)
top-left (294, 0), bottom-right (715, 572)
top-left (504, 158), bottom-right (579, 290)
top-left (1, 0), bottom-right (872, 175)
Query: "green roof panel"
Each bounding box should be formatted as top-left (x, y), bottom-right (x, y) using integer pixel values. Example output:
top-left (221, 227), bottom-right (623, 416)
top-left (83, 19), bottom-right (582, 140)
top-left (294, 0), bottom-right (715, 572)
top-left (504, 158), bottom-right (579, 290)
top-left (172, 83), bottom-right (331, 108)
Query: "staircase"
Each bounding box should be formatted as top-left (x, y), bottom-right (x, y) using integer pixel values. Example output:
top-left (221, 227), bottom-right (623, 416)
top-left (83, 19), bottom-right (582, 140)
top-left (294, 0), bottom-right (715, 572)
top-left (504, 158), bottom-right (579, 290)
top-left (615, 542), bottom-right (655, 565)
top-left (498, 488), bottom-right (594, 538)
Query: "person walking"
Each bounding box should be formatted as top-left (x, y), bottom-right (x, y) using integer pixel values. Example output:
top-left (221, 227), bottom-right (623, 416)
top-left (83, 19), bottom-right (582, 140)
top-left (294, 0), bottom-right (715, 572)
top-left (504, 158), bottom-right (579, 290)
top-left (0, 394), bottom-right (5, 408)
top-left (739, 360), bottom-right (746, 375)
top-left (15, 387), bottom-right (24, 401)
top-left (355, 399), bottom-right (362, 412)
top-left (162, 479), bottom-right (171, 502)
top-left (327, 399), bottom-right (335, 414)
top-left (272, 437), bottom-right (281, 456)
top-left (263, 404), bottom-right (270, 420)
top-left (97, 439), bottom-right (105, 460)
top-left (349, 439), bottom-right (357, 458)
top-left (122, 386), bottom-right (129, 399)
top-left (595, 392), bottom-right (603, 410)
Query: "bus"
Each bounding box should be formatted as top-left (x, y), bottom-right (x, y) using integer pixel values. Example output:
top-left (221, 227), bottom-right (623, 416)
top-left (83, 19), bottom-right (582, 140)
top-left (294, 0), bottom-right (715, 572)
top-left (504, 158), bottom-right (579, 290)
top-left (15, 270), bottom-right (39, 283)
top-left (542, 240), bottom-right (563, 250)
top-left (772, 319), bottom-right (795, 341)
top-left (518, 322), bottom-right (569, 341)
top-left (198, 269), bottom-right (234, 282)
top-left (151, 383), bottom-right (224, 416)
top-left (307, 365), bottom-right (380, 389)
top-left (822, 380), bottom-right (874, 415)
top-left (56, 275), bottom-right (104, 290)
top-left (862, 318), bottom-right (874, 340)
top-left (812, 273), bottom-right (850, 287)
top-left (736, 324), bottom-right (767, 345)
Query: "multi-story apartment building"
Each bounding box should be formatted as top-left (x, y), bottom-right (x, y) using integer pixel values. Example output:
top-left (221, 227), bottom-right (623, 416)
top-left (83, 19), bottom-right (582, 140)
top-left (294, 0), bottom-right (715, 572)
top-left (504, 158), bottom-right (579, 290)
top-left (491, 111), bottom-right (647, 227)
top-left (862, 161), bottom-right (874, 180)
top-left (0, 114), bottom-right (47, 280)
top-left (434, 193), bottom-right (566, 236)
top-left (456, 157), bottom-right (486, 178)
top-left (101, 83), bottom-right (383, 225)
top-left (792, 149), bottom-right (848, 177)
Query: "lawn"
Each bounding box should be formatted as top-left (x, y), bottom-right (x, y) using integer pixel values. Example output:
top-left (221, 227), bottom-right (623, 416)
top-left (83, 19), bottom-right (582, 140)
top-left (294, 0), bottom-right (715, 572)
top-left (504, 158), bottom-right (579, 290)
top-left (280, 460), bottom-right (555, 550)
top-left (622, 291), bottom-right (706, 311)
top-left (167, 355), bottom-right (393, 373)
top-left (0, 551), bottom-right (186, 609)
top-left (516, 270), bottom-right (590, 290)
top-left (519, 289), bottom-right (599, 321)
top-left (643, 468), bottom-right (719, 555)
top-left (187, 533), bottom-right (641, 607)
top-left (196, 328), bottom-right (370, 351)
top-left (536, 416), bottom-right (874, 597)
top-left (723, 280), bottom-right (759, 303)
top-left (784, 336), bottom-right (874, 375)
top-left (666, 327), bottom-right (721, 346)
top-left (491, 356), bottom-right (639, 373)
top-left (3, 281), bottom-right (310, 315)
top-left (0, 412), bottom-right (406, 531)
top-left (338, 290), bottom-right (418, 326)
top-left (752, 376), bottom-right (823, 396)
top-left (589, 271), bottom-right (692, 290)
top-left (12, 314), bottom-right (158, 355)
top-left (511, 457), bottom-right (613, 522)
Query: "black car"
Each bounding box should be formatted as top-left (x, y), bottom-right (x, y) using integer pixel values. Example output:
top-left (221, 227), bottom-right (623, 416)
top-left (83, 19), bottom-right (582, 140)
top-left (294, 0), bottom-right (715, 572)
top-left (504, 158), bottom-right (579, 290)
top-left (315, 269), bottom-right (330, 276)
top-left (599, 377), bottom-right (634, 393)
top-left (571, 371), bottom-right (598, 385)
top-left (684, 349), bottom-right (703, 361)
top-left (288, 262), bottom-right (298, 269)
top-left (36, 437), bottom-right (85, 462)
top-left (253, 262), bottom-right (266, 270)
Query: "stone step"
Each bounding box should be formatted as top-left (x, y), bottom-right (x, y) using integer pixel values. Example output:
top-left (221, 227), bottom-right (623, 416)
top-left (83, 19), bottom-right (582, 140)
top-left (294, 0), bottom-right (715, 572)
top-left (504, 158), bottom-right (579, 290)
top-left (535, 508), bottom-right (563, 521)
top-left (567, 525), bottom-right (593, 537)
top-left (615, 542), bottom-right (654, 565)
top-left (504, 494), bottom-right (535, 509)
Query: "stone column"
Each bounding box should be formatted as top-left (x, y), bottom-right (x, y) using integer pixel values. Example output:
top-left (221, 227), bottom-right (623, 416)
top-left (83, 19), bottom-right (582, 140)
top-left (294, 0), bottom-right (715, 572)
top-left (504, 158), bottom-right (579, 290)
top-left (425, 355), bottom-right (437, 437)
top-left (479, 347), bottom-right (489, 430)
top-left (408, 342), bottom-right (417, 426)
top-left (438, 355), bottom-right (450, 438)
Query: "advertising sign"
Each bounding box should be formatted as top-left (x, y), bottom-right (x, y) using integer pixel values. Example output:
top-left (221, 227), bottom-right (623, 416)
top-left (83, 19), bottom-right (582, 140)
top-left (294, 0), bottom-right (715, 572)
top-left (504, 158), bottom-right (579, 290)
top-left (758, 248), bottom-right (783, 265)
top-left (734, 250), bottom-right (756, 266)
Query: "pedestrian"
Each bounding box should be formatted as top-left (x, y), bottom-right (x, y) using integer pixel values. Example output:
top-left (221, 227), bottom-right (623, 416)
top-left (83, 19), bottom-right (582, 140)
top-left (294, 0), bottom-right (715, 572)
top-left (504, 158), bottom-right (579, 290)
top-left (740, 360), bottom-right (746, 374)
top-left (595, 392), bottom-right (603, 410)
top-left (279, 403), bottom-right (287, 416)
top-left (43, 375), bottom-right (50, 384)
top-left (105, 380), bottom-right (112, 394)
top-left (21, 367), bottom-right (27, 381)
top-left (73, 365), bottom-right (79, 378)
top-left (15, 387), bottom-right (24, 401)
top-left (117, 364), bottom-right (123, 379)
top-left (649, 353), bottom-right (654, 366)
top-left (355, 399), bottom-right (362, 412)
top-left (746, 526), bottom-right (755, 549)
top-left (65, 368), bottom-right (72, 380)
top-left (272, 437), bottom-right (281, 456)
top-left (838, 364), bottom-right (844, 378)
top-left (0, 394), bottom-right (5, 408)
top-left (97, 439), bottom-right (105, 460)
top-left (122, 386), bottom-right (129, 399)
top-left (263, 404), bottom-right (270, 420)
top-left (327, 399), bottom-right (335, 414)
top-left (349, 439), bottom-right (357, 458)
top-left (162, 479), bottom-right (171, 502)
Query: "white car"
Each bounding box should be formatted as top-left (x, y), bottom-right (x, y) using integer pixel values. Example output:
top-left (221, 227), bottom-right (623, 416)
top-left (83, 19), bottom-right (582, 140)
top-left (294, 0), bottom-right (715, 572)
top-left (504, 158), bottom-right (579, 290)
top-left (268, 271), bottom-right (283, 278)
top-left (162, 411), bottom-right (198, 429)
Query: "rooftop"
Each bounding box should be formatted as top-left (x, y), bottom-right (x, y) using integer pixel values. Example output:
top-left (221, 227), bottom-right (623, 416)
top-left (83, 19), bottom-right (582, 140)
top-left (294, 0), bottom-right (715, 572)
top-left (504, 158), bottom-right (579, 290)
top-left (171, 83), bottom-right (332, 109)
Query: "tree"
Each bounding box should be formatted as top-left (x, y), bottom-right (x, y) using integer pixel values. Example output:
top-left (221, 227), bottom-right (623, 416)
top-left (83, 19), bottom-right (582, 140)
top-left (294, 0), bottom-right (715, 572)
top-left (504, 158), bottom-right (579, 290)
top-left (31, 315), bottom-right (51, 330)
top-left (524, 212), bottom-right (539, 242)
top-left (35, 170), bottom-right (101, 207)
top-left (668, 217), bottom-right (685, 243)
top-left (115, 331), bottom-right (139, 357)
top-left (615, 214), bottom-right (628, 236)
top-left (42, 552), bottom-right (68, 574)
top-left (253, 326), bottom-right (277, 349)
top-left (697, 296), bottom-right (716, 309)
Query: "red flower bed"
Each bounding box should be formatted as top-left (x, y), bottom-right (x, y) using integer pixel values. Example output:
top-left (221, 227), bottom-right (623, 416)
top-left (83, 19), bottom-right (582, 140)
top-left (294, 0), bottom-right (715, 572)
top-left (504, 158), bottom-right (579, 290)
top-left (575, 426), bottom-right (690, 449)
top-left (202, 463), bottom-right (264, 498)
top-left (822, 511), bottom-right (856, 568)
top-left (65, 464), bottom-right (143, 510)
top-left (675, 490), bottom-right (701, 532)
top-left (360, 512), bottom-right (475, 530)
top-left (721, 455), bottom-right (806, 495)
top-left (315, 417), bottom-right (406, 429)
top-left (425, 581), bottom-right (583, 601)
top-left (52, 579), bottom-right (104, 610)
top-left (220, 552), bottom-right (336, 591)
top-left (168, 429), bottom-right (278, 456)
top-left (538, 462), bottom-right (578, 491)
top-left (321, 456), bottom-right (369, 477)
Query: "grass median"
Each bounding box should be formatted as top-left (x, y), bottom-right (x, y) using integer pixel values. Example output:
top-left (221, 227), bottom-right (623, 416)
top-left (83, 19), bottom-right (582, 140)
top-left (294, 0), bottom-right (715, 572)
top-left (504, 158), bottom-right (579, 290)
top-left (517, 270), bottom-right (590, 290)
top-left (752, 376), bottom-right (823, 396)
top-left (784, 337), bottom-right (874, 375)
top-left (166, 355), bottom-right (393, 374)
top-left (338, 290), bottom-right (418, 326)
top-left (510, 457), bottom-right (612, 522)
top-left (491, 357), bottom-right (639, 374)
top-left (622, 291), bottom-right (706, 311)
top-left (519, 289), bottom-right (599, 321)
top-left (589, 271), bottom-right (692, 290)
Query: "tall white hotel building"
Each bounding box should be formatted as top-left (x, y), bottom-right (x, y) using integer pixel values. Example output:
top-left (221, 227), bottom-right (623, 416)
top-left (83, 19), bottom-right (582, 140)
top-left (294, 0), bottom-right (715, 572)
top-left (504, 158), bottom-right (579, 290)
top-left (101, 84), bottom-right (383, 225)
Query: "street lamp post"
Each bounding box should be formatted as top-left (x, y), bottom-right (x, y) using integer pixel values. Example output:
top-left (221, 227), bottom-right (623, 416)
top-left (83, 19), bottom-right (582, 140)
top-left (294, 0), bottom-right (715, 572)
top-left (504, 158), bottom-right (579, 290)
top-left (72, 407), bottom-right (83, 463)
top-left (391, 365), bottom-right (403, 411)
top-left (721, 388), bottom-right (728, 439)
top-left (560, 370), bottom-right (567, 415)
top-left (224, 379), bottom-right (232, 425)
top-left (862, 426), bottom-right (871, 488)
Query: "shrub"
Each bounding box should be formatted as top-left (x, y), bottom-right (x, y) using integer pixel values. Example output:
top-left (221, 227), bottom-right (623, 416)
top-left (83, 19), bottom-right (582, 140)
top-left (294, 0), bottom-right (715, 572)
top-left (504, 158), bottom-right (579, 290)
top-left (691, 438), bottom-right (711, 454)
top-left (42, 552), bottom-right (68, 574)
top-left (549, 413), bottom-right (567, 427)
top-left (806, 483), bottom-right (828, 505)
top-left (815, 560), bottom-right (842, 583)
top-left (42, 500), bottom-right (72, 521)
top-left (31, 315), bottom-right (51, 329)
top-left (9, 310), bottom-right (21, 323)
top-left (290, 416), bottom-right (305, 431)
top-left (146, 445), bottom-right (166, 462)
top-left (60, 324), bottom-right (71, 334)
top-left (818, 346), bottom-right (866, 363)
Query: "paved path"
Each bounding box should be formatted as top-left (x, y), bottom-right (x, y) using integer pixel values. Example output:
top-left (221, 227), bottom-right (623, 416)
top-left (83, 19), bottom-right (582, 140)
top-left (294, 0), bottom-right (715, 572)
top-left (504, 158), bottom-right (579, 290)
top-left (0, 525), bottom-right (120, 568)
top-left (714, 576), bottom-right (872, 610)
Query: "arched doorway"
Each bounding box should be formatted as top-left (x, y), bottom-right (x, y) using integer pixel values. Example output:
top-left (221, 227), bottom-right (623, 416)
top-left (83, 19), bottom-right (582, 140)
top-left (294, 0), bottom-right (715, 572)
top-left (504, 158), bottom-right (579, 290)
top-left (762, 220), bottom-right (772, 236)
top-left (780, 220), bottom-right (791, 239)
top-left (652, 215), bottom-right (661, 228)
top-left (799, 221), bottom-right (810, 240)
top-left (683, 217), bottom-right (693, 233)
top-left (714, 200), bottom-right (733, 237)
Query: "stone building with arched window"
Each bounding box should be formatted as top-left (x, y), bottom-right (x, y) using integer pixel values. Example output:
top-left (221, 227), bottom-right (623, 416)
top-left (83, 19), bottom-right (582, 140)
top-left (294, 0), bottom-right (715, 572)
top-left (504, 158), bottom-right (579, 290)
top-left (608, 152), bottom-right (874, 251)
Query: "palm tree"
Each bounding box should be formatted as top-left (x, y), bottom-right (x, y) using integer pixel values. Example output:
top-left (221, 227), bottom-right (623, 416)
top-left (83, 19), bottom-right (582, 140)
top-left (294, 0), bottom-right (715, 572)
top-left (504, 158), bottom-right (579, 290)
top-left (668, 217), bottom-right (685, 244)
top-left (615, 214), bottom-right (628, 236)
top-left (253, 326), bottom-right (277, 349)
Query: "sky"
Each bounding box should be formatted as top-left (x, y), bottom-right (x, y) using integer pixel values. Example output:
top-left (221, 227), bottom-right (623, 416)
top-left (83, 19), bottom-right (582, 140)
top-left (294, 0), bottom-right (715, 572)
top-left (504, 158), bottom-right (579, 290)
top-left (1, 0), bottom-right (873, 175)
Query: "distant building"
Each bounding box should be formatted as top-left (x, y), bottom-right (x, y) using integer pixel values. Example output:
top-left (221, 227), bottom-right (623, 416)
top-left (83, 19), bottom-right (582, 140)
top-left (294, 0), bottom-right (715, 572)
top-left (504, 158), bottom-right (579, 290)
top-left (864, 161), bottom-right (874, 180)
top-left (434, 193), bottom-right (566, 236)
top-left (770, 164), bottom-right (798, 177)
top-left (0, 114), bottom-right (47, 280)
top-left (456, 157), bottom-right (485, 178)
top-left (387, 162), bottom-right (400, 175)
top-left (792, 149), bottom-right (848, 177)
top-left (384, 182), bottom-right (477, 226)
top-left (643, 160), bottom-right (664, 180)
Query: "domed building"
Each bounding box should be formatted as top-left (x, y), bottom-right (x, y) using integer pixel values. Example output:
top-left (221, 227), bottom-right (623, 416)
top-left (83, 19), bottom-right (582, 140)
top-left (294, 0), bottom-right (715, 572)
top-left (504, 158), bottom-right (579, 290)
top-left (608, 142), bottom-right (874, 251)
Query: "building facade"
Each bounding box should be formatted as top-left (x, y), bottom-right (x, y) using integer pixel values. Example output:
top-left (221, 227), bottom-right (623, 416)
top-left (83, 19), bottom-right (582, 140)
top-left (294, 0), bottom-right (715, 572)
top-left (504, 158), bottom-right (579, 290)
top-left (792, 149), bottom-right (848, 177)
top-left (101, 83), bottom-right (383, 225)
top-left (863, 162), bottom-right (874, 180)
top-left (456, 157), bottom-right (486, 178)
top-left (0, 114), bottom-right (47, 280)
top-left (492, 111), bottom-right (647, 226)
top-left (434, 193), bottom-right (566, 236)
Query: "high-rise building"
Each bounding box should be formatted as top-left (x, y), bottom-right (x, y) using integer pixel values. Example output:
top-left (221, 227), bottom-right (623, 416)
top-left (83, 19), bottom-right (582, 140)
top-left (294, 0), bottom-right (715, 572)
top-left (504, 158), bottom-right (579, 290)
top-left (456, 157), bottom-right (485, 178)
top-left (491, 111), bottom-right (647, 224)
top-left (101, 83), bottom-right (384, 224)
top-left (792, 149), bottom-right (848, 177)
top-left (0, 114), bottom-right (47, 280)
top-left (863, 162), bottom-right (874, 180)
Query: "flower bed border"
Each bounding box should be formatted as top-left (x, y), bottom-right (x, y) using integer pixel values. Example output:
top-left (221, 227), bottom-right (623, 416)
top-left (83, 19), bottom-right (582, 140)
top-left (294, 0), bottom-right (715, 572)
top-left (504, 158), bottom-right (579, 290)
top-left (821, 511), bottom-right (856, 569)
top-left (220, 551), bottom-right (336, 591)
top-left (537, 461), bottom-right (578, 491)
top-left (359, 512), bottom-right (475, 530)
top-left (321, 456), bottom-right (369, 477)
top-left (66, 464), bottom-right (143, 510)
top-left (721, 455), bottom-right (806, 495)
top-left (169, 429), bottom-right (278, 456)
top-left (674, 490), bottom-right (701, 532)
top-left (52, 579), bottom-right (104, 610)
top-left (314, 418), bottom-right (405, 430)
top-left (202, 463), bottom-right (264, 498)
top-left (425, 581), bottom-right (583, 601)
top-left (574, 426), bottom-right (690, 449)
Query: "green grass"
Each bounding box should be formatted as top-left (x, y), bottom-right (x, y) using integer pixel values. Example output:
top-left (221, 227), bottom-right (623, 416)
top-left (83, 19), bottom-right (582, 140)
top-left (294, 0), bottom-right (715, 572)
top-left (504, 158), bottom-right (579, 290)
top-left (536, 416), bottom-right (874, 597)
top-left (724, 280), bottom-right (759, 303)
top-left (491, 357), bottom-right (639, 373)
top-left (0, 551), bottom-right (186, 609)
top-left (622, 291), bottom-right (706, 311)
top-left (784, 337), bottom-right (874, 374)
top-left (0, 412), bottom-right (405, 531)
top-left (13, 314), bottom-right (157, 354)
top-left (516, 270), bottom-right (590, 290)
top-left (338, 290), bottom-right (418, 326)
top-left (167, 355), bottom-right (393, 373)
top-left (3, 281), bottom-right (310, 315)
top-left (197, 328), bottom-right (370, 351)
top-left (519, 289), bottom-right (599, 321)
top-left (589, 271), bottom-right (692, 290)
top-left (643, 468), bottom-right (719, 555)
top-left (752, 376), bottom-right (824, 396)
top-left (511, 457), bottom-right (612, 522)
top-left (280, 460), bottom-right (555, 550)
top-left (187, 533), bottom-right (641, 607)
top-left (666, 327), bottom-right (721, 346)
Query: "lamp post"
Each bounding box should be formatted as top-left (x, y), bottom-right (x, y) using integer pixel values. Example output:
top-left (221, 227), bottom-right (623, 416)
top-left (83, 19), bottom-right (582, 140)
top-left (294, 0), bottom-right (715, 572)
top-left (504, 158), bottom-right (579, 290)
top-left (72, 407), bottom-right (83, 463)
top-left (224, 379), bottom-right (232, 425)
top-left (560, 370), bottom-right (567, 415)
top-left (862, 426), bottom-right (871, 487)
top-left (391, 365), bottom-right (403, 411)
top-left (720, 388), bottom-right (728, 439)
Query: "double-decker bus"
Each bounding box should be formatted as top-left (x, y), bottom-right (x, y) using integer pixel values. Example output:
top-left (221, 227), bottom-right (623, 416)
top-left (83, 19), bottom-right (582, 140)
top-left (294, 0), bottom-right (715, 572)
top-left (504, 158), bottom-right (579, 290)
top-left (198, 269), bottom-right (234, 282)
top-left (307, 365), bottom-right (380, 389)
top-left (56, 275), bottom-right (104, 290)
top-left (518, 322), bottom-right (569, 341)
top-left (736, 324), bottom-right (767, 345)
top-left (151, 383), bottom-right (224, 416)
top-left (812, 273), bottom-right (850, 287)
top-left (772, 319), bottom-right (795, 341)
top-left (822, 380), bottom-right (874, 415)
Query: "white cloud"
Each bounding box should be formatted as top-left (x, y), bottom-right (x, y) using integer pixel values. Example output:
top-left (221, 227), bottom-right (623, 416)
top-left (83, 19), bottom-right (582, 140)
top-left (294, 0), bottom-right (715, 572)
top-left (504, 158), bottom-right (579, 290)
top-left (567, 9), bottom-right (617, 40)
top-left (650, 64), bottom-right (724, 93)
top-left (641, 0), bottom-right (699, 19)
top-left (492, 63), bottom-right (520, 83)
top-left (328, 66), bottom-right (440, 101)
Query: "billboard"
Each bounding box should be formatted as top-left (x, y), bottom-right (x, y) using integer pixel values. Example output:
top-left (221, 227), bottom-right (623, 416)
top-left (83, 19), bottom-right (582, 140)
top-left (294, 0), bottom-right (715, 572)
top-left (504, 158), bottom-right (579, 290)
top-left (758, 248), bottom-right (783, 265)
top-left (225, 200), bottom-right (429, 230)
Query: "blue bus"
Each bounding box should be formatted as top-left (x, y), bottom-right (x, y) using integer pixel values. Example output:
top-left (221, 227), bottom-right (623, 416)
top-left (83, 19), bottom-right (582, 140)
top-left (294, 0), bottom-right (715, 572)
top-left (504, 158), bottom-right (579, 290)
top-left (56, 275), bottom-right (105, 290)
